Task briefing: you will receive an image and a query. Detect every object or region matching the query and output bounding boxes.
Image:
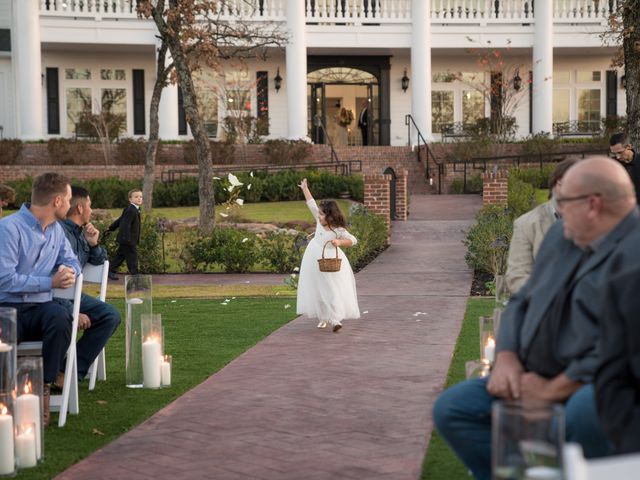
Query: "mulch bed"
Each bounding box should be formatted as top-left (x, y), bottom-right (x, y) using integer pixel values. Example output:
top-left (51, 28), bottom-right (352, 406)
top-left (471, 270), bottom-right (493, 296)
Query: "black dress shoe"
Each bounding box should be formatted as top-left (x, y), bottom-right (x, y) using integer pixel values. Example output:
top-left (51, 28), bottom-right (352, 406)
top-left (108, 273), bottom-right (119, 280)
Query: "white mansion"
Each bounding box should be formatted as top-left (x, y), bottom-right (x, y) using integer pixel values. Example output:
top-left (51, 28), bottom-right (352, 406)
top-left (0, 0), bottom-right (626, 146)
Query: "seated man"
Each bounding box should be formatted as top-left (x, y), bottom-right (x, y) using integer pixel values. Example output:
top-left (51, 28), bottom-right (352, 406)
top-left (505, 158), bottom-right (578, 294)
top-left (433, 157), bottom-right (639, 480)
top-left (0, 173), bottom-right (81, 426)
top-left (57, 186), bottom-right (121, 384)
top-left (595, 257), bottom-right (640, 454)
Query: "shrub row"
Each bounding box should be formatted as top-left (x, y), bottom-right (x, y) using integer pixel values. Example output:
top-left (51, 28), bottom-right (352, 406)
top-left (180, 206), bottom-right (388, 274)
top-left (6, 170), bottom-right (364, 209)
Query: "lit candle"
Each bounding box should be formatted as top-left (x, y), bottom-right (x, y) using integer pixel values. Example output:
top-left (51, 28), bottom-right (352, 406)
top-left (142, 337), bottom-right (162, 388)
top-left (483, 337), bottom-right (496, 364)
top-left (15, 425), bottom-right (37, 469)
top-left (524, 466), bottom-right (562, 480)
top-left (160, 356), bottom-right (171, 387)
top-left (0, 405), bottom-right (14, 475)
top-left (15, 383), bottom-right (41, 459)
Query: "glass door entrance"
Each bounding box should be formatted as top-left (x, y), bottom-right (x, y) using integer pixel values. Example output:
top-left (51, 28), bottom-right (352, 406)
top-left (307, 67), bottom-right (380, 146)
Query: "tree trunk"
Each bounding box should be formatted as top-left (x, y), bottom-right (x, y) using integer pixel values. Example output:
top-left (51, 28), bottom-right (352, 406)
top-left (167, 38), bottom-right (215, 235)
top-left (623, 1), bottom-right (640, 147)
top-left (143, 41), bottom-right (170, 212)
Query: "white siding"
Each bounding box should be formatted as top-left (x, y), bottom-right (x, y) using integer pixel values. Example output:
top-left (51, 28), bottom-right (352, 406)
top-left (0, 58), bottom-right (15, 138)
top-left (0, 0), bottom-right (10, 28)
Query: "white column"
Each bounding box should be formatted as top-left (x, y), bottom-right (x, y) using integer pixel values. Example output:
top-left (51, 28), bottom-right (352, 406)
top-left (157, 48), bottom-right (180, 140)
top-left (532, 0), bottom-right (553, 135)
top-left (286, 0), bottom-right (307, 140)
top-left (410, 0), bottom-right (432, 143)
top-left (14, 0), bottom-right (43, 140)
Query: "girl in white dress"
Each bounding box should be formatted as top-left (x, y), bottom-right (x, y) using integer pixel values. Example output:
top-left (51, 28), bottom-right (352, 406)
top-left (296, 178), bottom-right (360, 332)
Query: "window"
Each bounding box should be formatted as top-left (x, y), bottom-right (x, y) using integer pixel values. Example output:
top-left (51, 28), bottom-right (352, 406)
top-left (432, 91), bottom-right (454, 133)
top-left (577, 89), bottom-right (601, 129)
top-left (553, 90), bottom-right (570, 124)
top-left (194, 70), bottom-right (219, 137)
top-left (432, 72), bottom-right (456, 83)
top-left (225, 70), bottom-right (252, 113)
top-left (101, 88), bottom-right (127, 131)
top-left (553, 71), bottom-right (571, 83)
top-left (65, 68), bottom-right (91, 80)
top-left (66, 88), bottom-right (92, 133)
top-left (462, 90), bottom-right (484, 125)
top-left (577, 71), bottom-right (601, 83)
top-left (101, 69), bottom-right (126, 81)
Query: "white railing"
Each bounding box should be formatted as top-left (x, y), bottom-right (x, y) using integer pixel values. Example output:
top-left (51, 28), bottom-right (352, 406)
top-left (39, 0), bottom-right (617, 24)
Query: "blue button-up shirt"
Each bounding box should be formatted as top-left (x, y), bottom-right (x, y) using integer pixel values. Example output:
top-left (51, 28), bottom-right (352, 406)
top-left (59, 219), bottom-right (107, 268)
top-left (0, 204), bottom-right (81, 303)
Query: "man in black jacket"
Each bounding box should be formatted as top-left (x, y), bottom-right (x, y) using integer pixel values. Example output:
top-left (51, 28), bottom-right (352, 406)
top-left (107, 188), bottom-right (142, 280)
top-left (610, 133), bottom-right (640, 205)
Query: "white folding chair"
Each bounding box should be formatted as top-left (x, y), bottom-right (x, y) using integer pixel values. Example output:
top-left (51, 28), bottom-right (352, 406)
top-left (83, 260), bottom-right (109, 391)
top-left (564, 443), bottom-right (640, 480)
top-left (51, 273), bottom-right (83, 427)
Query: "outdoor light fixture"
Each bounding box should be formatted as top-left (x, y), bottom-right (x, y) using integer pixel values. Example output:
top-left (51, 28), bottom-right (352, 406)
top-left (274, 68), bottom-right (283, 92)
top-left (621, 74), bottom-right (626, 89)
top-left (401, 69), bottom-right (410, 92)
top-left (513, 69), bottom-right (522, 91)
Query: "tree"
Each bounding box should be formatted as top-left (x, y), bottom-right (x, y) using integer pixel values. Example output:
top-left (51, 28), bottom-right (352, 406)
top-left (138, 0), bottom-right (285, 233)
top-left (604, 1), bottom-right (640, 147)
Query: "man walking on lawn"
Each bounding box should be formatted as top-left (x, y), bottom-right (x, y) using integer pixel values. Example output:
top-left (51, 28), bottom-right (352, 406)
top-left (433, 157), bottom-right (640, 480)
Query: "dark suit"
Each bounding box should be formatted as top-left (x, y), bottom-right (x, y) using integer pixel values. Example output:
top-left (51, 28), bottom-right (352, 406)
top-left (619, 150), bottom-right (640, 205)
top-left (358, 107), bottom-right (369, 146)
top-left (434, 212), bottom-right (640, 479)
top-left (108, 204), bottom-right (141, 275)
top-left (595, 241), bottom-right (640, 454)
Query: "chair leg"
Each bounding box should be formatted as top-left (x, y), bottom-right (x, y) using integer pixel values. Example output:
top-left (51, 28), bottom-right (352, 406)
top-left (58, 349), bottom-right (79, 427)
top-left (97, 348), bottom-right (106, 381)
top-left (88, 359), bottom-right (98, 391)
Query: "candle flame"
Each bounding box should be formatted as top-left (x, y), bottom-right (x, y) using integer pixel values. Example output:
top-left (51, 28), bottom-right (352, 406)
top-left (0, 404), bottom-right (6, 415)
top-left (23, 381), bottom-right (32, 394)
top-left (146, 336), bottom-right (159, 343)
top-left (486, 337), bottom-right (495, 348)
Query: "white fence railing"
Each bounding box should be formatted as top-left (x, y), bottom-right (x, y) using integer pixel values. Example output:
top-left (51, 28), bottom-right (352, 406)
top-left (39, 0), bottom-right (617, 24)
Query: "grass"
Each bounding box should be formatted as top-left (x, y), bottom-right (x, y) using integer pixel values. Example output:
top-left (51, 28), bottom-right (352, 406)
top-left (535, 189), bottom-right (549, 206)
top-left (84, 283), bottom-right (295, 299)
top-left (421, 297), bottom-right (495, 480)
top-left (17, 296), bottom-right (298, 479)
top-left (105, 199), bottom-right (354, 224)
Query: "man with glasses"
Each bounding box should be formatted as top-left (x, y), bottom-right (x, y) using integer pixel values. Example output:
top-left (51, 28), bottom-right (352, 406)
top-left (433, 156), bottom-right (639, 480)
top-left (609, 133), bottom-right (640, 204)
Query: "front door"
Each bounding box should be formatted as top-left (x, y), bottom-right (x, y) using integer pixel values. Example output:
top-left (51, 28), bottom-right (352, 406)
top-left (308, 83), bottom-right (325, 144)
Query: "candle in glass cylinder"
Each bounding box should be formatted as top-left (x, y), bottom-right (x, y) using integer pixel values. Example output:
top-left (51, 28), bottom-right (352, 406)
top-left (142, 337), bottom-right (162, 388)
top-left (15, 383), bottom-right (41, 459)
top-left (0, 405), bottom-right (14, 475)
top-left (483, 337), bottom-right (496, 364)
top-left (15, 425), bottom-right (37, 469)
top-left (160, 355), bottom-right (171, 387)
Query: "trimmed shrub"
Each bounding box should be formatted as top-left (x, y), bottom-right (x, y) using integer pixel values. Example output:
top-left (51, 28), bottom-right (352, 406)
top-left (0, 139), bottom-right (23, 165)
top-left (47, 138), bottom-right (90, 165)
top-left (116, 138), bottom-right (157, 165)
top-left (463, 205), bottom-right (512, 276)
top-left (345, 205), bottom-right (389, 271)
top-left (507, 177), bottom-right (536, 218)
top-left (263, 139), bottom-right (312, 165)
top-left (261, 232), bottom-right (301, 273)
top-left (182, 227), bottom-right (260, 273)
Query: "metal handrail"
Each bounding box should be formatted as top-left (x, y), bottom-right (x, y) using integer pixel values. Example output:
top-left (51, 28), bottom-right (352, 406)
top-left (405, 114), bottom-right (442, 194)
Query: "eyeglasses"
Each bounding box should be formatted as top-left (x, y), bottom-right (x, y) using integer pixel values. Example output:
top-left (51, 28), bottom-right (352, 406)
top-left (555, 192), bottom-right (601, 207)
top-left (610, 147), bottom-right (629, 159)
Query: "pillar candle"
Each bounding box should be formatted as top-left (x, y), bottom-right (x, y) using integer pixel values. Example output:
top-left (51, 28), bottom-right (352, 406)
top-left (160, 357), bottom-right (171, 387)
top-left (15, 390), bottom-right (41, 459)
top-left (15, 427), bottom-right (37, 469)
top-left (0, 408), bottom-right (14, 475)
top-left (483, 337), bottom-right (495, 364)
top-left (142, 338), bottom-right (162, 388)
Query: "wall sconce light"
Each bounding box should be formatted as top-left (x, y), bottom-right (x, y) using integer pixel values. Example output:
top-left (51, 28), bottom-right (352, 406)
top-left (401, 69), bottom-right (410, 92)
top-left (620, 74), bottom-right (626, 89)
top-left (513, 69), bottom-right (522, 91)
top-left (274, 67), bottom-right (283, 93)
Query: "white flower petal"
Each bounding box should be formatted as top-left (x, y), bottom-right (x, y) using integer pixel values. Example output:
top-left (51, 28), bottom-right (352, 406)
top-left (284, 304), bottom-right (291, 309)
top-left (291, 273), bottom-right (297, 278)
top-left (235, 198), bottom-right (244, 206)
top-left (228, 173), bottom-right (243, 187)
top-left (213, 176), bottom-right (221, 180)
top-left (227, 185), bottom-right (235, 192)
top-left (247, 184), bottom-right (252, 190)
top-left (293, 267), bottom-right (300, 272)
top-left (219, 212), bottom-right (229, 217)
top-left (171, 300), bottom-right (177, 303)
top-left (242, 237), bottom-right (249, 243)
top-left (250, 171), bottom-right (254, 177)
top-left (363, 310), bottom-right (369, 314)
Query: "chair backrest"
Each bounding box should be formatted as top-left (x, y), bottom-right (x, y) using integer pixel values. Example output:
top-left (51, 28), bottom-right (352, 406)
top-left (52, 273), bottom-right (84, 304)
top-left (82, 260), bottom-right (109, 302)
top-left (564, 443), bottom-right (640, 480)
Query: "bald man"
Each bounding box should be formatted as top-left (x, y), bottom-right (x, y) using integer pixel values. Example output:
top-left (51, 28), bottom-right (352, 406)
top-left (433, 157), bottom-right (639, 480)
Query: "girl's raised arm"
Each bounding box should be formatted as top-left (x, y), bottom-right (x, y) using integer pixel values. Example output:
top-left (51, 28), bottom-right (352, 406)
top-left (298, 178), bottom-right (319, 220)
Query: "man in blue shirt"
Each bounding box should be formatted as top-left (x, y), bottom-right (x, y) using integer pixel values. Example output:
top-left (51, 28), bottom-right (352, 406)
top-left (0, 173), bottom-right (81, 425)
top-left (58, 186), bottom-right (121, 383)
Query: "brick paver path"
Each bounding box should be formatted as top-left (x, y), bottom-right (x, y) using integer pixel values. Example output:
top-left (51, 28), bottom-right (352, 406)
top-left (58, 194), bottom-right (482, 480)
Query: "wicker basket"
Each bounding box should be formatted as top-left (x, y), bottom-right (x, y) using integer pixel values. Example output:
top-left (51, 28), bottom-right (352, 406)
top-left (318, 241), bottom-right (342, 272)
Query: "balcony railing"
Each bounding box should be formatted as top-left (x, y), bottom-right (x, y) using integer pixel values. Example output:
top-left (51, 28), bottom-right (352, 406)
top-left (40, 0), bottom-right (617, 25)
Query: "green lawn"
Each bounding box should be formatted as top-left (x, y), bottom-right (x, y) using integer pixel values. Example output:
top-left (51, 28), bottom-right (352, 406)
top-left (17, 296), bottom-right (297, 479)
top-left (421, 297), bottom-right (495, 480)
top-left (105, 199), bottom-right (354, 224)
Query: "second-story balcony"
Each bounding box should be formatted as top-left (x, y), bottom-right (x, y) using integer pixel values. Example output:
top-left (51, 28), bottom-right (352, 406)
top-left (40, 0), bottom-right (618, 25)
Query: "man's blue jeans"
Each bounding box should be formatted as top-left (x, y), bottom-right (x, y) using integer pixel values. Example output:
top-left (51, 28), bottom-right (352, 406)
top-left (432, 377), bottom-right (612, 480)
top-left (55, 293), bottom-right (121, 380)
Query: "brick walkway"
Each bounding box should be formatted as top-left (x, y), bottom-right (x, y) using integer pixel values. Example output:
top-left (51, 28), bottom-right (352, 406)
top-left (57, 194), bottom-right (482, 480)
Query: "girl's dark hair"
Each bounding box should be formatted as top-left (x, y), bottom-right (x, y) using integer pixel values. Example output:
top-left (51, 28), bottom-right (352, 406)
top-left (319, 200), bottom-right (346, 228)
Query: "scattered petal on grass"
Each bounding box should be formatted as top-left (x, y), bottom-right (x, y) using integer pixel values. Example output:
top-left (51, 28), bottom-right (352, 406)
top-left (225, 299), bottom-right (230, 302)
top-left (291, 274), bottom-right (297, 278)
top-left (221, 302), bottom-right (228, 305)
top-left (95, 400), bottom-right (108, 405)
top-left (242, 237), bottom-right (249, 243)
top-left (284, 304), bottom-right (291, 309)
top-left (236, 198), bottom-right (244, 206)
top-left (275, 292), bottom-right (280, 295)
top-left (293, 267), bottom-right (300, 272)
top-left (92, 428), bottom-right (105, 436)
top-left (219, 212), bottom-right (229, 218)
top-left (171, 300), bottom-right (177, 303)
top-left (232, 297), bottom-right (236, 299)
